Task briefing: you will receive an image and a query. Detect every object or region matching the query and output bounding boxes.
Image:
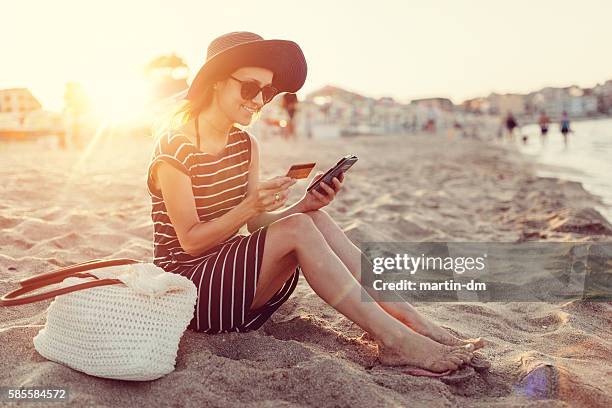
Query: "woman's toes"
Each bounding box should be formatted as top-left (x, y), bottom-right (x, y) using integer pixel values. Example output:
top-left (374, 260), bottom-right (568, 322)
top-left (449, 344), bottom-right (474, 356)
top-left (448, 355), bottom-right (464, 367)
top-left (449, 347), bottom-right (472, 359)
top-left (460, 343), bottom-right (475, 352)
top-left (470, 337), bottom-right (486, 349)
top-left (450, 346), bottom-right (474, 362)
top-left (454, 352), bottom-right (473, 364)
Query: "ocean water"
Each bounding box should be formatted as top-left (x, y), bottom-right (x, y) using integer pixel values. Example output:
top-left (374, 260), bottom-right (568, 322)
top-left (516, 117), bottom-right (612, 222)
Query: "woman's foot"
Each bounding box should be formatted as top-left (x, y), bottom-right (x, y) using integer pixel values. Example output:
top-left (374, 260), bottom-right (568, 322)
top-left (384, 304), bottom-right (486, 350)
top-left (376, 329), bottom-right (474, 373)
top-left (411, 319), bottom-right (486, 350)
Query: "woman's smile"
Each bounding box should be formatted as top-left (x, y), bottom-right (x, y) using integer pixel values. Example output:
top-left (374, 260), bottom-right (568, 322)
top-left (241, 104), bottom-right (257, 114)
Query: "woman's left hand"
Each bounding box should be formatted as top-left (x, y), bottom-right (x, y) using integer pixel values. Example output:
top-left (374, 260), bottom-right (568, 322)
top-left (298, 171), bottom-right (344, 212)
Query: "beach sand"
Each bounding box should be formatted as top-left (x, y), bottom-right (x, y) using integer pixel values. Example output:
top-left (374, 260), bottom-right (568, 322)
top-left (1, 132), bottom-right (611, 407)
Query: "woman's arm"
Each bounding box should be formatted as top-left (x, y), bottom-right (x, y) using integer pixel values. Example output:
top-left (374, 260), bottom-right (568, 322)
top-left (156, 162), bottom-right (257, 257)
top-left (244, 133), bottom-right (303, 233)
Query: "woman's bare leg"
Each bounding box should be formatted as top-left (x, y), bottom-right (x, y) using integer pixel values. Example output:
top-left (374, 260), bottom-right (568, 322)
top-left (250, 250), bottom-right (299, 310)
top-left (253, 213), bottom-right (473, 373)
top-left (304, 209), bottom-right (485, 349)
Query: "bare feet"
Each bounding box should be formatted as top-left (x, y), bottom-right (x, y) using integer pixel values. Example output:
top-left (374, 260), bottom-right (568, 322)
top-left (414, 320), bottom-right (486, 350)
top-left (376, 329), bottom-right (474, 373)
top-left (391, 305), bottom-right (486, 350)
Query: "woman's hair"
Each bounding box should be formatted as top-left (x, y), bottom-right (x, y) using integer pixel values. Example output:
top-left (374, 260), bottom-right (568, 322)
top-left (150, 82), bottom-right (215, 140)
top-left (150, 71), bottom-right (265, 141)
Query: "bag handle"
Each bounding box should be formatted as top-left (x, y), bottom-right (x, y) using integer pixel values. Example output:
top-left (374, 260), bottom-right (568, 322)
top-left (0, 258), bottom-right (142, 307)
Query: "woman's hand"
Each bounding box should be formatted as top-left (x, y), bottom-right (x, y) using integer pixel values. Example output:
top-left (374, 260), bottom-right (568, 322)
top-left (245, 176), bottom-right (296, 215)
top-left (298, 171), bottom-right (344, 212)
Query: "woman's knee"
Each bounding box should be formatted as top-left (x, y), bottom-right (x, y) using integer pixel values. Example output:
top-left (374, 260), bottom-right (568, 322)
top-left (276, 212), bottom-right (317, 235)
top-left (266, 213), bottom-right (317, 247)
top-left (303, 209), bottom-right (332, 225)
top-left (263, 213), bottom-right (309, 252)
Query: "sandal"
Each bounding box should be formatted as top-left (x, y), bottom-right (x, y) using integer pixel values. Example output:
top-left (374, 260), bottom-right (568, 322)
top-left (439, 366), bottom-right (477, 385)
top-left (468, 352), bottom-right (491, 373)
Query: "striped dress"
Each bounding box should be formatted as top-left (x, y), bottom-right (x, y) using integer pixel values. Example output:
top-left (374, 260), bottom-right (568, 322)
top-left (145, 126), bottom-right (300, 334)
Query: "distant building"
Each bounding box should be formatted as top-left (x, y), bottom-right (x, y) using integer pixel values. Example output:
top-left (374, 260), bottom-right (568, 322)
top-left (0, 88), bottom-right (63, 137)
top-left (251, 84), bottom-right (425, 138)
top-left (594, 80), bottom-right (612, 114)
top-left (529, 86), bottom-right (598, 118)
top-left (485, 93), bottom-right (525, 116)
top-left (579, 88), bottom-right (598, 116)
top-left (410, 97), bottom-right (454, 112)
top-left (462, 97), bottom-right (491, 114)
top-left (409, 97), bottom-right (457, 132)
top-left (303, 85), bottom-right (380, 136)
top-left (253, 85), bottom-right (498, 139)
top-left (524, 85), bottom-right (602, 119)
top-left (0, 88), bottom-right (42, 114)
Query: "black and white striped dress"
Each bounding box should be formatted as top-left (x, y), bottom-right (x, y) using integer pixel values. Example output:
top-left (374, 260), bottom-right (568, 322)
top-left (146, 127), bottom-right (300, 334)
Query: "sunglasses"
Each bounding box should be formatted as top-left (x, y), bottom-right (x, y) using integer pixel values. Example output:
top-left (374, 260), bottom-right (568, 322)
top-left (229, 75), bottom-right (279, 104)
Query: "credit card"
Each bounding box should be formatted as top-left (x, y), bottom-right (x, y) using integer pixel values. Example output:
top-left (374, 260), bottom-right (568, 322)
top-left (286, 162), bottom-right (316, 179)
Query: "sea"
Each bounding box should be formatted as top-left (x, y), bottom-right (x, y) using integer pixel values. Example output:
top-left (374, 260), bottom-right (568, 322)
top-left (516, 117), bottom-right (612, 222)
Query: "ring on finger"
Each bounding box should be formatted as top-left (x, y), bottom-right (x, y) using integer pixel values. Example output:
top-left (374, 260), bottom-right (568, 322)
top-left (274, 192), bottom-right (280, 202)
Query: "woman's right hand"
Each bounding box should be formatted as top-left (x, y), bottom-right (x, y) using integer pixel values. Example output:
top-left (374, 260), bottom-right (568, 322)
top-left (245, 176), bottom-right (296, 214)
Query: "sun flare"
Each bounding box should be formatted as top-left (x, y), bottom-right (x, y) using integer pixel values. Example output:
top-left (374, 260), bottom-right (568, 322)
top-left (84, 76), bottom-right (153, 126)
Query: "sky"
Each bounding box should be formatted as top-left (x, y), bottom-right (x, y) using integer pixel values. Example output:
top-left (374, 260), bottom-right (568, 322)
top-left (3, 0), bottom-right (612, 113)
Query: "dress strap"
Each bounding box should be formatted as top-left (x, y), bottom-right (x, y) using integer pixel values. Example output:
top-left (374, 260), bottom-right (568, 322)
top-left (195, 115), bottom-right (200, 151)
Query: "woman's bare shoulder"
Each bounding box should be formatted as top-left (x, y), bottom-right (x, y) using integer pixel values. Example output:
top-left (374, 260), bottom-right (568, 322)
top-left (171, 121), bottom-right (197, 145)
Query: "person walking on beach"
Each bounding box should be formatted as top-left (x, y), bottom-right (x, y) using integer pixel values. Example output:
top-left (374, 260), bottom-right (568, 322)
top-left (281, 92), bottom-right (298, 141)
top-left (504, 111), bottom-right (518, 142)
top-left (425, 105), bottom-right (437, 133)
top-left (538, 111), bottom-right (550, 145)
top-left (305, 110), bottom-right (313, 139)
top-left (560, 111), bottom-right (571, 149)
top-left (146, 31), bottom-right (481, 375)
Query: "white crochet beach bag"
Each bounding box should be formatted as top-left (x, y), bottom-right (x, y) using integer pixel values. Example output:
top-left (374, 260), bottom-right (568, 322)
top-left (0, 259), bottom-right (197, 381)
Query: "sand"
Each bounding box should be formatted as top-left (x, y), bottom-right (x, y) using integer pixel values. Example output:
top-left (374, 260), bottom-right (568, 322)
top-left (1, 131), bottom-right (611, 407)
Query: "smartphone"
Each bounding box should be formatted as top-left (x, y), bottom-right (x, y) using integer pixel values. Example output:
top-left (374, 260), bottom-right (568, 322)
top-left (286, 162), bottom-right (316, 179)
top-left (307, 155), bottom-right (358, 195)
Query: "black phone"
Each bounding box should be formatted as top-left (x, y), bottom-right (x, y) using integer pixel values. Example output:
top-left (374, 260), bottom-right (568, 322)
top-left (307, 155), bottom-right (358, 195)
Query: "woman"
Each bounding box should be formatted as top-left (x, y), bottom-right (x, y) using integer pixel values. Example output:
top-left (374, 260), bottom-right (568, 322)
top-left (560, 111), bottom-right (571, 149)
top-left (505, 112), bottom-right (518, 141)
top-left (146, 31), bottom-right (482, 374)
top-left (539, 111), bottom-right (550, 145)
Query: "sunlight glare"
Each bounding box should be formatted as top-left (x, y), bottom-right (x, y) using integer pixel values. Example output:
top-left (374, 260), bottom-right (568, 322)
top-left (85, 76), bottom-right (153, 126)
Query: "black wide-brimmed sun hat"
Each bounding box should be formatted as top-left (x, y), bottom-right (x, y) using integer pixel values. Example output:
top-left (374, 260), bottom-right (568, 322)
top-left (185, 31), bottom-right (307, 102)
